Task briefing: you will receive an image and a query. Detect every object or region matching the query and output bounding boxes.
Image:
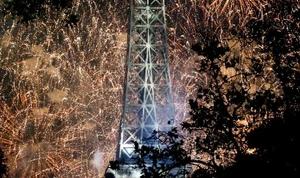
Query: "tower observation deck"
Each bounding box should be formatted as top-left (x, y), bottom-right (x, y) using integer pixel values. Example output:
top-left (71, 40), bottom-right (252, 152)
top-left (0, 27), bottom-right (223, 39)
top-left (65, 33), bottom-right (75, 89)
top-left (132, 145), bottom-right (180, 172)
top-left (106, 0), bottom-right (179, 177)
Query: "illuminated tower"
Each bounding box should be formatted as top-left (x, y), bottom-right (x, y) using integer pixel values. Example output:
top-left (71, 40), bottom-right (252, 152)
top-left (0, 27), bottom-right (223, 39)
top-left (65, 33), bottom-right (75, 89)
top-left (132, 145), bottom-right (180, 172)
top-left (106, 0), bottom-right (175, 176)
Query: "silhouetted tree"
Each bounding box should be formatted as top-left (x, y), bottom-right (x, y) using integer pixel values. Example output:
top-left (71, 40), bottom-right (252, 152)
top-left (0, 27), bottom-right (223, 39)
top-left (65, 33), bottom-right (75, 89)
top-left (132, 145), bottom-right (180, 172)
top-left (214, 1), bottom-right (300, 177)
top-left (191, 1), bottom-right (300, 177)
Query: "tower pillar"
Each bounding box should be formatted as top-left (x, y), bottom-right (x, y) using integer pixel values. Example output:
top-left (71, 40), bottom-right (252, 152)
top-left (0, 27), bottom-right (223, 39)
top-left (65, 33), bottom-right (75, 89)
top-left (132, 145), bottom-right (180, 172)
top-left (106, 0), bottom-right (177, 177)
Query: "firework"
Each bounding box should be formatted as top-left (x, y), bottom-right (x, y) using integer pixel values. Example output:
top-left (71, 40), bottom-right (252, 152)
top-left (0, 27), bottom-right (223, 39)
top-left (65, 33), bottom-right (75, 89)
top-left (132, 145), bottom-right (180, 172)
top-left (0, 0), bottom-right (127, 177)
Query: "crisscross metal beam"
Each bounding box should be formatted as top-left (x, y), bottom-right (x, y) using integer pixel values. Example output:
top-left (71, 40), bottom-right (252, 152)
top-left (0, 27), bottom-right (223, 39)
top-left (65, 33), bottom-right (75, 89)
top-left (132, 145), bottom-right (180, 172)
top-left (106, 0), bottom-right (177, 177)
top-left (118, 0), bottom-right (174, 162)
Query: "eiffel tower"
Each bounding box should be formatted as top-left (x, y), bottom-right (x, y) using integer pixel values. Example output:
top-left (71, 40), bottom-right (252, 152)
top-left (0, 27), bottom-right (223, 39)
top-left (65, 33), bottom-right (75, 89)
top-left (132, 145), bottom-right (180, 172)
top-left (106, 0), bottom-right (177, 177)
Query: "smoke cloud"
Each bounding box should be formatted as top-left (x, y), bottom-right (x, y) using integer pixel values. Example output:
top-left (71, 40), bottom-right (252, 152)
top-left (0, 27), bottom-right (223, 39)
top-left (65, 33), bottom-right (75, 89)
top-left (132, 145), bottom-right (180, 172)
top-left (91, 148), bottom-right (104, 171)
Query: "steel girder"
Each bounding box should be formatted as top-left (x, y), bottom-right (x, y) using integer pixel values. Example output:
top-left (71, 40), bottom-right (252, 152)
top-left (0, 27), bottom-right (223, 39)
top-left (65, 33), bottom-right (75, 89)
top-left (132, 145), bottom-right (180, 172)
top-left (118, 0), bottom-right (175, 161)
top-left (104, 1), bottom-right (188, 177)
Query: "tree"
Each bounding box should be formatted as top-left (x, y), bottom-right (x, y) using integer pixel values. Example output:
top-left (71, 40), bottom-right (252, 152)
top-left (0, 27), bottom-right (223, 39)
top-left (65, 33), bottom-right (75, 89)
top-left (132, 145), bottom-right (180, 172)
top-left (189, 0), bottom-right (299, 177)
top-left (215, 1), bottom-right (300, 177)
top-left (108, 128), bottom-right (192, 177)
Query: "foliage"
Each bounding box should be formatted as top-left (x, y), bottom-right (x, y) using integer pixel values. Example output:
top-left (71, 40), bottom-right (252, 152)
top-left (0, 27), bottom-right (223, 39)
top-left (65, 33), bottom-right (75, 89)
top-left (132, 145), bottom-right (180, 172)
top-left (133, 129), bottom-right (191, 177)
top-left (109, 128), bottom-right (191, 177)
top-left (190, 1), bottom-right (300, 177)
top-left (186, 34), bottom-right (284, 177)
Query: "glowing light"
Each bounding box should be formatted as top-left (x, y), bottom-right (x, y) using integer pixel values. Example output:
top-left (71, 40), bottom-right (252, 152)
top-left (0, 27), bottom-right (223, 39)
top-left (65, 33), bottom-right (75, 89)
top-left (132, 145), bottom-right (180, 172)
top-left (91, 148), bottom-right (104, 171)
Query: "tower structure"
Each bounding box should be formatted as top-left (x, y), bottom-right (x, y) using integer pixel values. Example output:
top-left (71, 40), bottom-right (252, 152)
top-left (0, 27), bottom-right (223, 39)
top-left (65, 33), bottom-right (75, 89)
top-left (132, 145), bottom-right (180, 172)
top-left (106, 0), bottom-right (176, 176)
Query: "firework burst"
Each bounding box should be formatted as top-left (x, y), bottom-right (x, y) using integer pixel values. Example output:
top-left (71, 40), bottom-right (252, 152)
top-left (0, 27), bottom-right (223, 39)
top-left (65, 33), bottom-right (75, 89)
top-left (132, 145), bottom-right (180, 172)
top-left (0, 81), bottom-right (103, 177)
top-left (0, 0), bottom-right (128, 177)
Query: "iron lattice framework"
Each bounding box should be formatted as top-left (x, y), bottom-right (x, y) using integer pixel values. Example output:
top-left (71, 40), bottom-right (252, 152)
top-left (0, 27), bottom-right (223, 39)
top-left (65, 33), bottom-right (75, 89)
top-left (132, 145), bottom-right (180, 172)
top-left (119, 0), bottom-right (174, 161)
top-left (106, 0), bottom-right (176, 176)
